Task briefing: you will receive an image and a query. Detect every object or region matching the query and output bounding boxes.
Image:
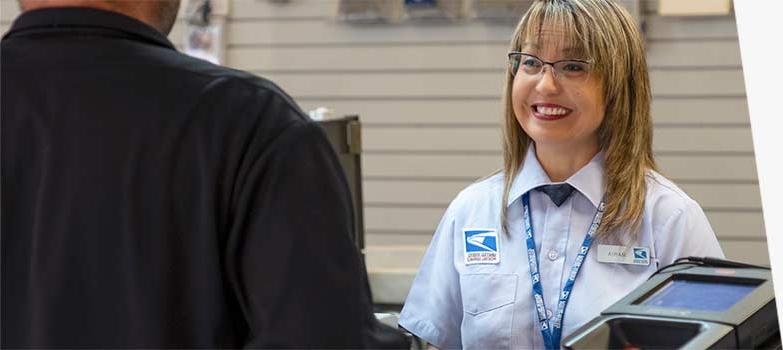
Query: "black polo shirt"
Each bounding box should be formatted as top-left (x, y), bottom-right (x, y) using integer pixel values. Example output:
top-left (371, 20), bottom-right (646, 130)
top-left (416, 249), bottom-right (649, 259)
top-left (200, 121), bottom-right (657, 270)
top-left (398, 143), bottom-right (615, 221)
top-left (1, 7), bottom-right (372, 348)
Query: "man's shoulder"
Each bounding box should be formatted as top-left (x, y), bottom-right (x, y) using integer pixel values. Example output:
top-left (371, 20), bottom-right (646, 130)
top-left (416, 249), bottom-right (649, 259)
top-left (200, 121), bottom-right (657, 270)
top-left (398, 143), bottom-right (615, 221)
top-left (147, 50), bottom-right (311, 132)
top-left (168, 53), bottom-right (274, 90)
top-left (167, 52), bottom-right (303, 114)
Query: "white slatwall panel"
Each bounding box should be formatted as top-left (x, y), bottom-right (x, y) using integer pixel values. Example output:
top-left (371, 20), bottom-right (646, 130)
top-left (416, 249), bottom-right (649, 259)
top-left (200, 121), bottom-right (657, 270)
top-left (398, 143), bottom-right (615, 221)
top-left (260, 69), bottom-right (744, 99)
top-left (296, 98), bottom-right (750, 125)
top-left (360, 127), bottom-right (753, 153)
top-left (230, 40), bottom-right (740, 71)
top-left (225, 10), bottom-right (739, 45)
top-left (228, 20), bottom-right (514, 46)
top-left (1, 0), bottom-right (18, 35)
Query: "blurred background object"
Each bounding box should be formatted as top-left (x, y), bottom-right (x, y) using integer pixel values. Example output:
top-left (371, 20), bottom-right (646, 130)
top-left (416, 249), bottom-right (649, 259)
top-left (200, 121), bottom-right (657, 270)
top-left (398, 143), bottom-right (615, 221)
top-left (183, 0), bottom-right (228, 63)
top-left (659, 0), bottom-right (732, 16)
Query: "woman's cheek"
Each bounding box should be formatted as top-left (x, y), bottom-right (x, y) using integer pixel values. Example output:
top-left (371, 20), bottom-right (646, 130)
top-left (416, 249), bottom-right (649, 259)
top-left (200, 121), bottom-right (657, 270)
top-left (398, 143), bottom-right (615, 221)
top-left (511, 81), bottom-right (529, 122)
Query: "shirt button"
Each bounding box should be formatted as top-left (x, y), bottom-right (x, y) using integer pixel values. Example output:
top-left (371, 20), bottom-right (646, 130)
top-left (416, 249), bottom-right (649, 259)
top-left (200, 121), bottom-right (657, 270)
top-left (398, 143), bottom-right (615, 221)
top-left (546, 308), bottom-right (553, 319)
top-left (547, 249), bottom-right (559, 261)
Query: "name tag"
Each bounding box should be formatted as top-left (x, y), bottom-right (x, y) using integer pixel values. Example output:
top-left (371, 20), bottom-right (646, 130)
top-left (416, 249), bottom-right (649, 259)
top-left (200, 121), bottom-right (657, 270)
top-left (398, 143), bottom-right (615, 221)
top-left (463, 228), bottom-right (500, 265)
top-left (596, 244), bottom-right (650, 266)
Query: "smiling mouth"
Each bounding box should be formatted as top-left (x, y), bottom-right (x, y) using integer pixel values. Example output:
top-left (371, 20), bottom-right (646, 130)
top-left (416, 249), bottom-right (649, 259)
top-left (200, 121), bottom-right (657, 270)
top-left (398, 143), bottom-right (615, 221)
top-left (531, 103), bottom-right (572, 121)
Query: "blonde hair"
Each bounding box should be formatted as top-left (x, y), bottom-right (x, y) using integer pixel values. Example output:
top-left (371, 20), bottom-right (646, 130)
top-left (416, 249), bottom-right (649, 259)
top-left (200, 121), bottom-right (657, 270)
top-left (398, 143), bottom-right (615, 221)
top-left (500, 0), bottom-right (656, 241)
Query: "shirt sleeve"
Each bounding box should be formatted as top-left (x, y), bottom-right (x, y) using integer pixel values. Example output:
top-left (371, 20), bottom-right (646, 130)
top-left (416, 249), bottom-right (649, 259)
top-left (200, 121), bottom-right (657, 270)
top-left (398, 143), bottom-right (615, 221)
top-left (399, 202), bottom-right (463, 349)
top-left (655, 198), bottom-right (725, 266)
top-left (225, 118), bottom-right (371, 348)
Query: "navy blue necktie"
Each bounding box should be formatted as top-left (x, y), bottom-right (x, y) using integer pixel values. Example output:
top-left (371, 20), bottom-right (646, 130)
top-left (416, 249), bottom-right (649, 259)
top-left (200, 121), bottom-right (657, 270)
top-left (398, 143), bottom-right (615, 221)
top-left (536, 184), bottom-right (575, 207)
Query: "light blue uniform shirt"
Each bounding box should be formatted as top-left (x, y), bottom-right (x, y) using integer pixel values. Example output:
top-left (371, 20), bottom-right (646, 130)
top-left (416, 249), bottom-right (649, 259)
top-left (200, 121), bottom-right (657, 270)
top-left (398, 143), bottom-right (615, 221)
top-left (398, 147), bottom-right (724, 349)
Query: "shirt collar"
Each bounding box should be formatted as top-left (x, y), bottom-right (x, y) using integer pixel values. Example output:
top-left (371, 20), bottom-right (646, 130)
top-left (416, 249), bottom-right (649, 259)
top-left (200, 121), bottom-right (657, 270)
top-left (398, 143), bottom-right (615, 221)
top-left (507, 144), bottom-right (605, 208)
top-left (2, 7), bottom-right (175, 50)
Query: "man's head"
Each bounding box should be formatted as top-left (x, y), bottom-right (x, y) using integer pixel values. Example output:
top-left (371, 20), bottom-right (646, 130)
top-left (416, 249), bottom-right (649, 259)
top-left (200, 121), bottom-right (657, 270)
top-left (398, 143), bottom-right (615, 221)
top-left (19, 0), bottom-right (181, 35)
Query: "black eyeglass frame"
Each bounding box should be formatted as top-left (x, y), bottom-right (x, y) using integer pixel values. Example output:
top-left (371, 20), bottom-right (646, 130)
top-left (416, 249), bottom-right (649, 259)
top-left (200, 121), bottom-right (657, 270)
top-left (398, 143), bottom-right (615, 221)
top-left (507, 51), bottom-right (593, 79)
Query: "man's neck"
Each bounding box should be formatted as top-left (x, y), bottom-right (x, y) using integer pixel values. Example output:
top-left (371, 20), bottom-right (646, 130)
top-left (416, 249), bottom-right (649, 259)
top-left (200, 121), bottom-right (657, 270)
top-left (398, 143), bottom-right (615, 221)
top-left (20, 0), bottom-right (178, 35)
top-left (534, 141), bottom-right (600, 183)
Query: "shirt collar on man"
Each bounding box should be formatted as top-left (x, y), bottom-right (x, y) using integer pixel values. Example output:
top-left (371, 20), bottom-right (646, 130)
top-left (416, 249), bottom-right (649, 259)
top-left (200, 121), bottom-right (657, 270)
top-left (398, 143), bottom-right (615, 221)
top-left (507, 144), bottom-right (605, 209)
top-left (2, 7), bottom-right (176, 50)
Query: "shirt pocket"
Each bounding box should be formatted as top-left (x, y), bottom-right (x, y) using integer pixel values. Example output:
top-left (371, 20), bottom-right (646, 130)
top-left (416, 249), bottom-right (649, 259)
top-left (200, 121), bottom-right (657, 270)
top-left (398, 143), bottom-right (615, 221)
top-left (459, 273), bottom-right (518, 350)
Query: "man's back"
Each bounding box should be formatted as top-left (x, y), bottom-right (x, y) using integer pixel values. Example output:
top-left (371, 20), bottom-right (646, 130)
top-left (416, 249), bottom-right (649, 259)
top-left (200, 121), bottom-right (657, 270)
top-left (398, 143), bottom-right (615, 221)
top-left (2, 7), bottom-right (370, 347)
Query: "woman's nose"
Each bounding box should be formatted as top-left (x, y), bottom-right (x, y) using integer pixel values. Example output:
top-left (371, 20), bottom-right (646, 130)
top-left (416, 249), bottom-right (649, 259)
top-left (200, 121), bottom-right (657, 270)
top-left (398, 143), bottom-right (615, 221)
top-left (535, 65), bottom-right (561, 95)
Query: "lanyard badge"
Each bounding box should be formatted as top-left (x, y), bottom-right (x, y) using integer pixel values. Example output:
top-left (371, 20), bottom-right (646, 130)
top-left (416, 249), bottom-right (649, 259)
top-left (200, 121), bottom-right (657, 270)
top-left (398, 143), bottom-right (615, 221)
top-left (523, 193), bottom-right (606, 350)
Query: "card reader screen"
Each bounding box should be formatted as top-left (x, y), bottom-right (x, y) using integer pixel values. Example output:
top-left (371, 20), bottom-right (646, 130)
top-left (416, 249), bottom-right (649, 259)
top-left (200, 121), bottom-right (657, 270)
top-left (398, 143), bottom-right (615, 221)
top-left (641, 279), bottom-right (757, 311)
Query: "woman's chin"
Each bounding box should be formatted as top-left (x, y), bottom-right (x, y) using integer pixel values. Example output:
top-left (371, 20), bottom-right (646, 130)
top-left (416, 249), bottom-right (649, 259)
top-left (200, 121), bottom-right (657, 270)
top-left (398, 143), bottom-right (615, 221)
top-left (524, 128), bottom-right (573, 145)
top-left (531, 137), bottom-right (572, 149)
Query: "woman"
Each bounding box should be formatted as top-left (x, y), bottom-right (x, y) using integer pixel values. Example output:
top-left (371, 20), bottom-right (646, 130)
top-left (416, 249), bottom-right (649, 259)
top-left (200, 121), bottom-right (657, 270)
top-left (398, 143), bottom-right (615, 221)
top-left (397, 0), bottom-right (724, 349)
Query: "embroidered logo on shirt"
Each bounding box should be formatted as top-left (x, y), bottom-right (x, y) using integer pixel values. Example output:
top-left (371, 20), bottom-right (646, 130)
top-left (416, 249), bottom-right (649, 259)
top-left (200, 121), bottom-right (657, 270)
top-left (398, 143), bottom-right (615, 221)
top-left (463, 228), bottom-right (500, 265)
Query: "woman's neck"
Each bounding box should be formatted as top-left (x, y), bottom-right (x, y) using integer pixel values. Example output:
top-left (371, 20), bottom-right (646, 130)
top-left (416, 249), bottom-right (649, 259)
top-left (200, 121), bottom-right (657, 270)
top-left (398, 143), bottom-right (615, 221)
top-left (534, 141), bottom-right (600, 182)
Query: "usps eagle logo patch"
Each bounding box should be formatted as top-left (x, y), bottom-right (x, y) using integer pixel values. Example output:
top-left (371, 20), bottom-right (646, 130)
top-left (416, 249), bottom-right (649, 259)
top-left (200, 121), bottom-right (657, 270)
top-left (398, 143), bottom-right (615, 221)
top-left (463, 228), bottom-right (500, 265)
top-left (632, 247), bottom-right (650, 265)
top-left (633, 248), bottom-right (648, 259)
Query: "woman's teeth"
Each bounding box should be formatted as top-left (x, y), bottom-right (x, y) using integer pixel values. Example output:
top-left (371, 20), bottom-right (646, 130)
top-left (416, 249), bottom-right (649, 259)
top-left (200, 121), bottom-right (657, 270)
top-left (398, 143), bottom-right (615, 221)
top-left (536, 106), bottom-right (569, 115)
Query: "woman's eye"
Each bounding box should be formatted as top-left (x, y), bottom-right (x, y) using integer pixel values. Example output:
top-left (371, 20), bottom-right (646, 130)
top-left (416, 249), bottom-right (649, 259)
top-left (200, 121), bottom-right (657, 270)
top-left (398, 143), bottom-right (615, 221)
top-left (562, 63), bottom-right (586, 72)
top-left (522, 58), bottom-right (541, 67)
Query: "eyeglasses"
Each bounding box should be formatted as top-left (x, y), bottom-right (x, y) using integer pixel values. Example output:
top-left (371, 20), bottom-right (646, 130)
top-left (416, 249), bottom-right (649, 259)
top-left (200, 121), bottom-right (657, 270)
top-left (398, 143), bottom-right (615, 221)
top-left (508, 52), bottom-right (592, 82)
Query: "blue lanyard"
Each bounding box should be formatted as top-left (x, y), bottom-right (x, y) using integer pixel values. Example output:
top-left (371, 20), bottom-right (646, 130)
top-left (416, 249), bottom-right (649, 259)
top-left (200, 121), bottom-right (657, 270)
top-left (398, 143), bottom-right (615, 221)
top-left (522, 192), bottom-right (606, 350)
